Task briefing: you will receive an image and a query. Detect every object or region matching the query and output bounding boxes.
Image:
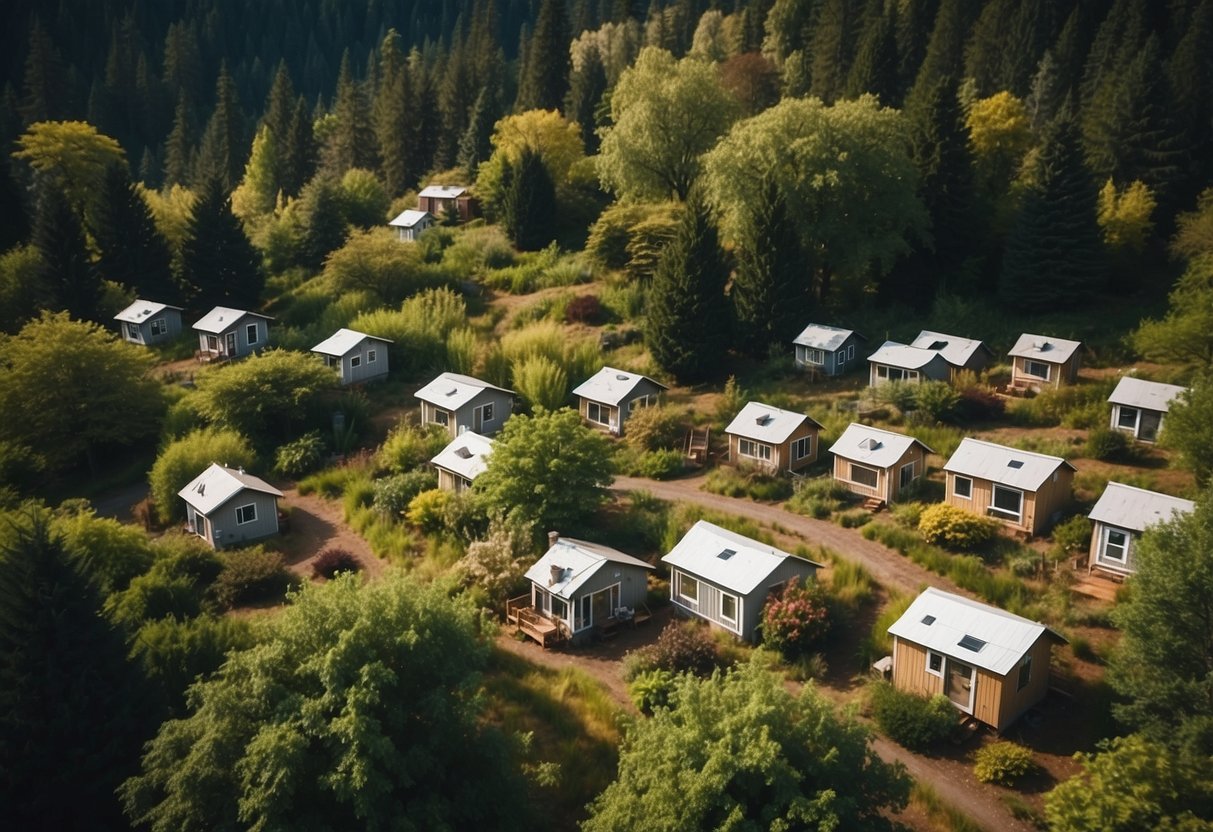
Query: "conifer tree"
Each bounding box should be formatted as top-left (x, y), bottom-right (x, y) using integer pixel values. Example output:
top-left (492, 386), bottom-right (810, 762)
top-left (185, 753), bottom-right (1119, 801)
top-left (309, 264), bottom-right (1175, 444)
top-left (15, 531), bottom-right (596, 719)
top-left (1000, 112), bottom-right (1104, 310)
top-left (1026, 50), bottom-right (1066, 134)
top-left (644, 190), bottom-right (730, 383)
top-left (904, 0), bottom-right (977, 114)
top-left (0, 162), bottom-right (29, 253)
top-left (731, 177), bottom-right (811, 357)
top-left (894, 0), bottom-right (938, 102)
top-left (458, 84), bottom-right (502, 179)
top-left (519, 0), bottom-right (571, 111)
top-left (162, 90), bottom-right (194, 187)
top-left (1168, 0), bottom-right (1213, 195)
top-left (405, 49), bottom-right (440, 189)
top-left (911, 75), bottom-right (975, 278)
top-left (808, 0), bottom-right (856, 105)
top-left (374, 31), bottom-right (411, 196)
top-left (845, 1), bottom-right (899, 103)
top-left (501, 147), bottom-right (557, 252)
top-left (297, 174), bottom-right (349, 271)
top-left (283, 94), bottom-right (316, 197)
top-left (19, 19), bottom-right (68, 123)
top-left (178, 176), bottom-right (264, 310)
top-left (566, 44), bottom-right (608, 153)
top-left (31, 181), bottom-right (101, 322)
top-left (264, 61), bottom-right (297, 145)
top-left (93, 163), bottom-right (175, 301)
top-left (1079, 0), bottom-right (1149, 109)
top-left (321, 51), bottom-right (378, 176)
top-left (193, 63), bottom-right (245, 190)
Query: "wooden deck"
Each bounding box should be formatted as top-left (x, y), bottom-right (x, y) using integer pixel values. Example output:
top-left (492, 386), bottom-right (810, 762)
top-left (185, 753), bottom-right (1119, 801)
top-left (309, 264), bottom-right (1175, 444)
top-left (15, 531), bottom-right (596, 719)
top-left (505, 596), bottom-right (566, 648)
top-left (1069, 572), bottom-right (1121, 603)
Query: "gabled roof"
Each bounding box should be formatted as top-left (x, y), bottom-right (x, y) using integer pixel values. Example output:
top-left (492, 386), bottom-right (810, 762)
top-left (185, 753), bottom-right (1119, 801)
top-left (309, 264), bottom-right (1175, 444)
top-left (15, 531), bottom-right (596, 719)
top-left (829, 423), bottom-right (933, 469)
top-left (943, 437), bottom-right (1074, 491)
top-left (725, 401), bottom-right (821, 445)
top-left (388, 208), bottom-right (433, 228)
top-left (910, 330), bottom-right (992, 368)
top-left (1089, 482), bottom-right (1195, 534)
top-left (114, 299), bottom-right (183, 323)
top-left (430, 432), bottom-right (494, 482)
top-left (793, 323), bottom-right (864, 352)
top-left (311, 328), bottom-right (393, 357)
top-left (572, 366), bottom-right (668, 406)
top-left (1007, 333), bottom-right (1082, 364)
top-left (418, 184), bottom-right (468, 199)
top-left (192, 306), bottom-right (273, 334)
top-left (178, 463), bottom-right (283, 515)
top-left (888, 587), bottom-right (1065, 676)
top-left (868, 340), bottom-right (952, 371)
top-left (524, 537), bottom-right (652, 600)
top-left (414, 372), bottom-right (514, 411)
top-left (1107, 376), bottom-right (1187, 413)
top-left (661, 520), bottom-right (822, 596)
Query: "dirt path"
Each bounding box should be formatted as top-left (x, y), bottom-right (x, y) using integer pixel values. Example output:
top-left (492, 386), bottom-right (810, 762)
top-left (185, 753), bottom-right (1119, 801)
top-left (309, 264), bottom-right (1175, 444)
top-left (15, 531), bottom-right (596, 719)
top-left (612, 473), bottom-right (973, 601)
top-left (277, 487), bottom-right (385, 580)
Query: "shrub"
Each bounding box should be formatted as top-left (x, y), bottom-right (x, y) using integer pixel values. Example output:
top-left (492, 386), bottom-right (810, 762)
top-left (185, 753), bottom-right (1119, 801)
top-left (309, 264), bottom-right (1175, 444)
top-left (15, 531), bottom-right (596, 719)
top-left (704, 467), bottom-right (793, 500)
top-left (1050, 514), bottom-right (1092, 561)
top-left (565, 294), bottom-right (602, 324)
top-left (955, 386), bottom-right (1005, 421)
top-left (635, 448), bottom-right (685, 479)
top-left (625, 405), bottom-right (684, 451)
top-left (914, 382), bottom-right (961, 422)
top-left (837, 509), bottom-right (871, 529)
top-left (373, 470), bottom-right (438, 517)
top-left (869, 682), bottom-right (957, 750)
top-left (973, 741), bottom-right (1036, 785)
top-left (406, 488), bottom-right (452, 532)
top-left (873, 381), bottom-right (917, 412)
top-left (274, 431), bottom-right (327, 478)
top-left (760, 576), bottom-right (831, 659)
top-left (628, 669), bottom-right (677, 715)
top-left (635, 620), bottom-right (718, 677)
top-left (918, 504), bottom-right (1000, 551)
top-left (312, 547), bottom-right (362, 579)
top-left (149, 428), bottom-right (257, 524)
top-left (1084, 427), bottom-right (1130, 462)
top-left (376, 423), bottom-right (449, 474)
top-left (890, 501), bottom-right (925, 528)
top-left (785, 476), bottom-right (851, 518)
top-left (210, 547), bottom-right (299, 609)
top-left (511, 354), bottom-right (570, 412)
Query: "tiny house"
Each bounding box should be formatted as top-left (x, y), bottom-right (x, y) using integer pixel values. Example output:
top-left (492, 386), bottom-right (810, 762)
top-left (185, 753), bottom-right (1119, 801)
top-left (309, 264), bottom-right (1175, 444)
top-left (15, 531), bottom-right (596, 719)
top-left (192, 307), bottom-right (272, 362)
top-left (414, 372), bottom-right (515, 438)
top-left (1107, 376), bottom-right (1187, 443)
top-left (178, 463), bottom-right (283, 549)
top-left (792, 324), bottom-right (866, 376)
top-left (943, 438), bottom-right (1074, 537)
top-left (417, 185), bottom-right (478, 222)
top-left (724, 401), bottom-right (821, 474)
top-left (869, 330), bottom-right (993, 386)
top-left (828, 423), bottom-right (932, 505)
top-left (115, 299), bottom-right (183, 346)
top-left (311, 328), bottom-right (392, 385)
top-left (1087, 482), bottom-right (1194, 577)
top-left (388, 209), bottom-right (434, 241)
top-left (572, 366), bottom-right (667, 437)
top-left (1007, 334), bottom-right (1082, 392)
top-left (430, 432), bottom-right (494, 493)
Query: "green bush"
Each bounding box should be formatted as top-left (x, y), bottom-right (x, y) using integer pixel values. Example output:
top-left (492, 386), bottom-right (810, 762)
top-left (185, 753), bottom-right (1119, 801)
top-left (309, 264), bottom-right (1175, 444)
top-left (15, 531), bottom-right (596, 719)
top-left (704, 467), bottom-right (793, 500)
top-left (973, 741), bottom-right (1036, 785)
top-left (635, 448), bottom-right (685, 479)
top-left (149, 428), bottom-right (257, 524)
top-left (376, 423), bottom-right (450, 474)
top-left (274, 431), bottom-right (327, 478)
top-left (760, 576), bottom-right (831, 659)
top-left (837, 510), bottom-right (871, 529)
top-left (210, 547), bottom-right (299, 609)
top-left (297, 465), bottom-right (364, 498)
top-left (869, 682), bottom-right (957, 750)
top-left (406, 488), bottom-right (452, 532)
top-left (918, 504), bottom-right (1000, 551)
top-left (873, 381), bottom-right (918, 412)
top-left (632, 620), bottom-right (719, 677)
top-left (914, 381), bottom-right (960, 422)
top-left (890, 501), bottom-right (926, 528)
top-left (628, 669), bottom-right (677, 715)
top-left (372, 470), bottom-right (438, 517)
top-left (625, 405), bottom-right (684, 451)
top-left (1084, 427), bottom-right (1130, 462)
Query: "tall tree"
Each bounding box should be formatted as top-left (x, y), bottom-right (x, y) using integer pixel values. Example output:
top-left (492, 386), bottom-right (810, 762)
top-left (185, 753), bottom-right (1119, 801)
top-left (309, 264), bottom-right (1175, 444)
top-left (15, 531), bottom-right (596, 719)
top-left (844, 1), bottom-right (899, 103)
top-left (964, 0), bottom-right (1056, 98)
top-left (458, 84), bottom-right (503, 180)
top-left (565, 41), bottom-right (608, 153)
top-left (808, 0), bottom-right (857, 104)
top-left (31, 181), bottom-right (101, 323)
top-left (1161, 377), bottom-right (1213, 487)
top-left (500, 146), bottom-right (558, 251)
top-left (1168, 0), bottom-right (1213, 198)
top-left (193, 63), bottom-right (245, 190)
top-left (904, 0), bottom-right (978, 114)
top-left (178, 176), bottom-right (264, 310)
top-left (93, 163), bottom-right (175, 301)
top-left (320, 51), bottom-right (378, 176)
top-left (645, 190), bottom-right (730, 382)
top-left (374, 31), bottom-right (412, 196)
top-left (518, 0), bottom-right (572, 111)
top-left (19, 19), bottom-right (68, 123)
top-left (894, 0), bottom-right (938, 102)
top-left (283, 94), bottom-right (317, 197)
top-left (163, 90), bottom-right (195, 187)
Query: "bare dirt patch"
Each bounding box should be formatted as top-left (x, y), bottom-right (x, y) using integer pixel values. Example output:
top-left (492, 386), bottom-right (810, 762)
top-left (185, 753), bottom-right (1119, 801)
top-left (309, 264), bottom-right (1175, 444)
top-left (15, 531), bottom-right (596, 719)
top-left (277, 487), bottom-right (385, 580)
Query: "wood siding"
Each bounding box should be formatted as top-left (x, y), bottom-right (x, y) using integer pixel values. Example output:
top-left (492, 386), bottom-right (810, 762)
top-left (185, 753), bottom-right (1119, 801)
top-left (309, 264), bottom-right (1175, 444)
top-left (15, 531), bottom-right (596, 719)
top-left (1011, 353), bottom-right (1080, 391)
top-left (579, 380), bottom-right (664, 437)
top-left (435, 467), bottom-right (472, 493)
top-left (832, 444), bottom-right (926, 504)
top-left (944, 467), bottom-right (1073, 536)
top-left (1088, 520), bottom-right (1137, 575)
top-left (727, 423), bottom-right (819, 474)
top-left (453, 389), bottom-right (513, 437)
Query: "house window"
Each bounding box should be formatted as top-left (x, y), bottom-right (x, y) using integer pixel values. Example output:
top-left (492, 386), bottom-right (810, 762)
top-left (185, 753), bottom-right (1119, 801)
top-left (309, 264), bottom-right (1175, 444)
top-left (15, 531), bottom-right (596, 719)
top-left (738, 439), bottom-right (772, 461)
top-left (431, 409), bottom-right (450, 427)
top-left (207, 334), bottom-right (219, 351)
top-left (127, 323), bottom-right (140, 339)
top-left (926, 651), bottom-right (943, 676)
top-left (849, 463), bottom-right (879, 489)
top-left (351, 355), bottom-right (361, 368)
top-left (720, 593), bottom-right (738, 627)
top-left (481, 403), bottom-right (494, 423)
top-left (876, 365), bottom-right (888, 380)
top-left (847, 344), bottom-right (855, 360)
top-left (1102, 528), bottom-right (1129, 562)
top-left (235, 503), bottom-right (257, 525)
top-left (1017, 655), bottom-right (1033, 691)
top-left (806, 348), bottom-right (825, 365)
top-left (367, 349), bottom-right (377, 363)
top-left (678, 573), bottom-right (699, 605)
top-left (899, 461), bottom-right (916, 488)
top-left (1116, 406), bottom-right (1139, 431)
top-left (574, 596), bottom-right (591, 631)
top-left (628, 395), bottom-right (652, 414)
top-left (1023, 359), bottom-right (1051, 380)
top-left (990, 485), bottom-right (1023, 520)
top-left (551, 597), bottom-right (568, 622)
top-left (586, 401), bottom-right (610, 425)
top-left (150, 318), bottom-right (167, 336)
top-left (246, 323), bottom-right (259, 345)
top-left (791, 436), bottom-right (812, 461)
top-left (953, 475), bottom-right (973, 499)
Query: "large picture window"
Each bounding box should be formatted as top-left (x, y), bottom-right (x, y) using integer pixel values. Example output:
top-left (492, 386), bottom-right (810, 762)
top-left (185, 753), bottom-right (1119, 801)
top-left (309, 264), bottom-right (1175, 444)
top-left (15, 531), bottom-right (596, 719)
top-left (587, 402), bottom-right (610, 425)
top-left (678, 573), bottom-right (699, 605)
top-left (849, 463), bottom-right (879, 488)
top-left (805, 348), bottom-right (824, 365)
top-left (990, 485), bottom-right (1023, 520)
top-left (791, 436), bottom-right (812, 461)
top-left (738, 438), bottom-right (772, 461)
top-left (1116, 406), bottom-right (1139, 430)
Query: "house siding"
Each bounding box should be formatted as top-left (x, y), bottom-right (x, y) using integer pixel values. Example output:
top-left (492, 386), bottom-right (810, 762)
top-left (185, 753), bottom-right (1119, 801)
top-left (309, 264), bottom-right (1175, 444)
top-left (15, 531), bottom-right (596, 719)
top-left (1110, 405), bottom-right (1166, 442)
top-left (727, 423), bottom-right (819, 474)
top-left (996, 637), bottom-right (1053, 731)
top-left (435, 467), bottom-right (473, 493)
top-left (1088, 520), bottom-right (1137, 575)
top-left (453, 389), bottom-right (514, 437)
top-left (534, 562), bottom-right (649, 644)
top-left (338, 337), bottom-right (390, 385)
top-left (945, 468), bottom-right (1072, 536)
top-left (578, 379), bottom-right (664, 437)
top-left (795, 336), bottom-right (862, 377)
top-left (189, 492), bottom-right (279, 549)
top-left (197, 315), bottom-right (270, 360)
top-left (833, 444), bottom-right (926, 504)
top-left (122, 310), bottom-right (182, 346)
top-left (1011, 353), bottom-right (1080, 391)
top-left (670, 558), bottom-right (816, 642)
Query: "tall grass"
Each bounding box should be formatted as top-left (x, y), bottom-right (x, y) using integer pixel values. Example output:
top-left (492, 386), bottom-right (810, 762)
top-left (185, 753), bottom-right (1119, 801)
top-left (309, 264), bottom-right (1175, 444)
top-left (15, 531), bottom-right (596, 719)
top-left (829, 555), bottom-right (878, 608)
top-left (910, 782), bottom-right (986, 832)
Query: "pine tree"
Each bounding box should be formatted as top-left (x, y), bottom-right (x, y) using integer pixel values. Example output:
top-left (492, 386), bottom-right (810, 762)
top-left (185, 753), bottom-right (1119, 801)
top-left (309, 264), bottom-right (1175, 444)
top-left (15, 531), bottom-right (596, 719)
top-left (264, 62), bottom-right (297, 145)
top-left (1167, 0), bottom-right (1213, 202)
top-left (178, 176), bottom-right (264, 310)
top-left (964, 0), bottom-right (1055, 98)
top-left (406, 50), bottom-right (441, 189)
top-left (1080, 0), bottom-right (1149, 109)
top-left (731, 177), bottom-right (812, 357)
top-left (297, 174), bottom-right (349, 271)
top-left (1026, 49), bottom-right (1066, 134)
top-left (458, 83), bottom-right (502, 179)
top-left (566, 43), bottom-right (608, 153)
top-left (19, 19), bottom-right (68, 123)
top-left (283, 94), bottom-right (317, 197)
top-left (808, 0), bottom-right (857, 105)
top-left (321, 51), bottom-right (378, 176)
top-left (437, 37), bottom-right (476, 171)
top-left (894, 0), bottom-right (938, 103)
top-left (845, 1), bottom-right (899, 103)
top-left (1000, 112), bottom-right (1104, 310)
top-left (163, 90), bottom-right (195, 187)
top-left (93, 163), bottom-right (175, 301)
top-left (193, 63), bottom-right (246, 190)
top-left (32, 181), bottom-right (101, 322)
top-left (644, 190), bottom-right (730, 383)
top-left (0, 162), bottom-right (29, 253)
top-left (911, 75), bottom-right (976, 278)
top-left (519, 0), bottom-right (571, 111)
top-left (374, 31), bottom-right (412, 196)
top-left (904, 0), bottom-right (978, 114)
top-left (501, 147), bottom-right (557, 251)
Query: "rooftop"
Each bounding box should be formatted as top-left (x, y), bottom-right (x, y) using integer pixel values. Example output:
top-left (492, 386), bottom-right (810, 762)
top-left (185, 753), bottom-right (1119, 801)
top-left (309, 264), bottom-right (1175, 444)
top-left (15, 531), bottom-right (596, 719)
top-left (1107, 376), bottom-right (1187, 413)
top-left (792, 323), bottom-right (861, 352)
top-left (114, 299), bottom-right (182, 323)
top-left (828, 423), bottom-right (933, 468)
top-left (910, 330), bottom-right (991, 368)
top-left (388, 208), bottom-right (433, 228)
top-left (572, 366), bottom-right (667, 406)
top-left (414, 372), bottom-right (513, 411)
top-left (1089, 482), bottom-right (1195, 533)
top-left (311, 328), bottom-right (392, 357)
top-left (192, 306), bottom-right (273, 334)
top-left (430, 432), bottom-right (494, 482)
top-left (524, 537), bottom-right (652, 600)
top-left (725, 401), bottom-right (820, 445)
top-left (943, 438), bottom-right (1073, 491)
top-left (661, 520), bottom-right (822, 595)
top-left (1007, 333), bottom-right (1082, 364)
top-left (868, 340), bottom-right (951, 371)
top-left (178, 463), bottom-right (282, 514)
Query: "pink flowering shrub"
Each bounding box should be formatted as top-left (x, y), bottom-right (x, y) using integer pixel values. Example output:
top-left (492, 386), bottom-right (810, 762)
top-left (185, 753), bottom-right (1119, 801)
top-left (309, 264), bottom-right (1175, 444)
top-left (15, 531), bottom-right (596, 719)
top-left (760, 577), bottom-right (831, 658)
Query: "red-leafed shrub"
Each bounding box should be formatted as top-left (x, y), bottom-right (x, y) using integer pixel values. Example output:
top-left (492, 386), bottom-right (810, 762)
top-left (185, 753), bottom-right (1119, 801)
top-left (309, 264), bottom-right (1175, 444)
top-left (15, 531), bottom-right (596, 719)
top-left (312, 547), bottom-right (362, 579)
top-left (565, 294), bottom-right (603, 324)
top-left (761, 576), bottom-right (831, 658)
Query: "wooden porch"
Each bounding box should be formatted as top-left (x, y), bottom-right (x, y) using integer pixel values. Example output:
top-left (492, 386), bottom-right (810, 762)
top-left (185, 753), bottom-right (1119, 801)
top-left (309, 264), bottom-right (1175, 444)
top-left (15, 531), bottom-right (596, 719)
top-left (506, 595), bottom-right (567, 648)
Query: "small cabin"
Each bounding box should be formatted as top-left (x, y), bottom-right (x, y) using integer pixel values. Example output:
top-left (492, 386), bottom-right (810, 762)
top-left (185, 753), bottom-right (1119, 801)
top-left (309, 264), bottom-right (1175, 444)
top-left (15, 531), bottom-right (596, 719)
top-left (178, 463), bottom-right (283, 550)
top-left (414, 372), bottom-right (515, 438)
top-left (1007, 334), bottom-right (1082, 392)
top-left (910, 330), bottom-right (993, 376)
top-left (1107, 376), bottom-right (1187, 443)
top-left (192, 307), bottom-right (272, 362)
top-left (572, 366), bottom-right (668, 437)
top-left (943, 438), bottom-right (1074, 537)
top-left (662, 520), bottom-right (822, 642)
top-left (867, 341), bottom-right (953, 385)
top-left (115, 299), bottom-right (183, 346)
top-left (311, 328), bottom-right (392, 385)
top-left (388, 209), bottom-right (434, 242)
top-left (828, 424), bottom-right (932, 505)
top-left (1087, 482), bottom-right (1194, 577)
top-left (724, 402), bottom-right (821, 474)
top-left (430, 432), bottom-right (494, 493)
top-left (417, 185), bottom-right (478, 223)
top-left (792, 324), bottom-right (866, 377)
top-left (887, 587), bottom-right (1066, 732)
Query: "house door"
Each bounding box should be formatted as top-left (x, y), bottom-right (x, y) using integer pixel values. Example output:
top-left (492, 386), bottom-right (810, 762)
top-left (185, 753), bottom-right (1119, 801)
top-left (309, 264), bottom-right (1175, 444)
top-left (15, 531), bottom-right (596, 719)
top-left (225, 331), bottom-right (237, 356)
top-left (473, 406), bottom-right (483, 432)
top-left (590, 585), bottom-right (620, 623)
top-left (946, 660), bottom-right (974, 712)
top-left (1139, 411), bottom-right (1161, 442)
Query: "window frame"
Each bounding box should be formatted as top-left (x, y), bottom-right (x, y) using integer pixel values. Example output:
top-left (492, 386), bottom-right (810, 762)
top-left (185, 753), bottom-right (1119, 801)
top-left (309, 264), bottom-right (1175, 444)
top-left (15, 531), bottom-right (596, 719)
top-left (990, 484), bottom-right (1024, 521)
top-left (677, 572), bottom-right (699, 606)
top-left (235, 503), bottom-right (257, 525)
top-left (350, 354), bottom-right (361, 368)
top-left (848, 462), bottom-right (879, 489)
top-left (586, 401), bottom-right (611, 425)
top-left (150, 317), bottom-right (167, 336)
top-left (720, 592), bottom-right (739, 628)
top-left (431, 408), bottom-right (450, 427)
top-left (926, 650), bottom-right (944, 677)
top-left (899, 460), bottom-right (917, 488)
top-left (1023, 359), bottom-right (1051, 380)
top-left (627, 395), bottom-right (651, 415)
top-left (791, 436), bottom-right (812, 461)
top-left (1101, 527), bottom-right (1129, 562)
top-left (805, 348), bottom-right (825, 366)
top-left (953, 475), bottom-right (973, 500)
top-left (367, 348), bottom-right (377, 364)
top-left (738, 438), bottom-right (773, 462)
top-left (1116, 406), bottom-right (1139, 431)
top-left (126, 322), bottom-right (140, 339)
top-left (1017, 655), bottom-right (1033, 691)
top-left (480, 402), bottom-right (494, 423)
top-left (245, 322), bottom-right (259, 346)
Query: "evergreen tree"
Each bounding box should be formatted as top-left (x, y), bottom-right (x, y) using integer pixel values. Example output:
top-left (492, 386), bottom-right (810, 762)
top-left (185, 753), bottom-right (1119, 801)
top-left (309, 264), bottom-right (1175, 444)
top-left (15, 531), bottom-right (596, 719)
top-left (911, 75), bottom-right (976, 280)
top-left (644, 190), bottom-right (730, 382)
top-left (31, 181), bottom-right (101, 322)
top-left (519, 0), bottom-right (571, 111)
top-left (458, 84), bottom-right (502, 179)
top-left (894, 0), bottom-right (938, 103)
top-left (406, 50), bottom-right (441, 188)
top-left (320, 51), bottom-right (378, 176)
top-left (193, 63), bottom-right (245, 190)
top-left (264, 61), bottom-right (297, 145)
top-left (0, 510), bottom-right (156, 830)
top-left (964, 0), bottom-right (1056, 98)
top-left (374, 31), bottom-right (411, 196)
top-left (501, 147), bottom-right (557, 251)
top-left (904, 0), bottom-right (978, 114)
top-left (93, 163), bottom-right (175, 301)
top-left (0, 162), bottom-right (29, 253)
top-left (19, 19), bottom-right (68, 123)
top-left (808, 0), bottom-right (857, 105)
top-left (731, 177), bottom-right (812, 357)
top-left (1168, 0), bottom-right (1213, 197)
top-left (178, 177), bottom-right (264, 310)
top-left (437, 37), bottom-right (476, 171)
top-left (1080, 0), bottom-right (1149, 109)
top-left (845, 1), bottom-right (899, 104)
top-left (1026, 49), bottom-right (1066, 134)
top-left (565, 43), bottom-right (608, 153)
top-left (1000, 112), bottom-right (1104, 310)
top-left (297, 174), bottom-right (349, 271)
top-left (163, 90), bottom-right (195, 187)
top-left (283, 94), bottom-right (316, 197)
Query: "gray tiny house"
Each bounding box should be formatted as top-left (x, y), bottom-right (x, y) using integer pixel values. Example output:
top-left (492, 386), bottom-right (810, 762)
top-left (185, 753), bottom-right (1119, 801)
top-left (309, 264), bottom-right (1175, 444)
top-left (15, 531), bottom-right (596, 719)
top-left (193, 307), bottom-right (273, 362)
top-left (178, 463), bottom-right (283, 549)
top-left (793, 324), bottom-right (866, 376)
top-left (312, 328), bottom-right (392, 385)
top-left (572, 366), bottom-right (668, 437)
top-left (115, 300), bottom-right (184, 346)
top-left (414, 372), bottom-right (515, 438)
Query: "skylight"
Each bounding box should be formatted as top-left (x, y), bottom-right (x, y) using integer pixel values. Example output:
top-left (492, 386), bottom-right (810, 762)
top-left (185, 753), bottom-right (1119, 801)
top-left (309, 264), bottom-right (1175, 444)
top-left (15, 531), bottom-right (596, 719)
top-left (1007, 460), bottom-right (1024, 469)
top-left (958, 635), bottom-right (987, 652)
top-left (921, 615), bottom-right (936, 626)
top-left (928, 340), bottom-right (947, 350)
top-left (717, 548), bottom-right (736, 560)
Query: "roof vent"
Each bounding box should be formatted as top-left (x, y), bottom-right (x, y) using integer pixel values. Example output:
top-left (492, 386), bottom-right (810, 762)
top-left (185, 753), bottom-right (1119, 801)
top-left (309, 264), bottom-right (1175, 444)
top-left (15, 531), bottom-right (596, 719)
top-left (921, 615), bottom-right (936, 626)
top-left (717, 548), bottom-right (736, 560)
top-left (859, 438), bottom-right (882, 450)
top-left (1007, 460), bottom-right (1024, 469)
top-left (1036, 340), bottom-right (1051, 351)
top-left (958, 634), bottom-right (987, 652)
top-left (549, 565), bottom-right (565, 586)
top-left (446, 387), bottom-right (459, 396)
top-left (928, 340), bottom-right (947, 351)
top-left (195, 483), bottom-right (205, 495)
top-left (454, 446), bottom-right (473, 459)
top-left (615, 373), bottom-right (630, 381)
top-left (756, 414), bottom-right (771, 426)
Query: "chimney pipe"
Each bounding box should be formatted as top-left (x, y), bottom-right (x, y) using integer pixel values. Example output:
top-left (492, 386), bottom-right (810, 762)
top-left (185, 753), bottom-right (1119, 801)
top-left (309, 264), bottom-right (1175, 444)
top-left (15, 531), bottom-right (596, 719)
top-left (548, 530), bottom-right (559, 548)
top-left (549, 565), bottom-right (563, 586)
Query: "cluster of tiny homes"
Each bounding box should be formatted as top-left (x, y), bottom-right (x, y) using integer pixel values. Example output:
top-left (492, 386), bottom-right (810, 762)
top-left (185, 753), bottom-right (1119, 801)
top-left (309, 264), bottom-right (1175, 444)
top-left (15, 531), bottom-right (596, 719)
top-left (387, 183), bottom-right (478, 241)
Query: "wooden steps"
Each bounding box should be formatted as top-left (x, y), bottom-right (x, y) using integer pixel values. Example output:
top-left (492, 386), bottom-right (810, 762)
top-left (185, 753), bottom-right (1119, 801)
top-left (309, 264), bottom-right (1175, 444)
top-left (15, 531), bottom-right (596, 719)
top-left (862, 497), bottom-right (886, 513)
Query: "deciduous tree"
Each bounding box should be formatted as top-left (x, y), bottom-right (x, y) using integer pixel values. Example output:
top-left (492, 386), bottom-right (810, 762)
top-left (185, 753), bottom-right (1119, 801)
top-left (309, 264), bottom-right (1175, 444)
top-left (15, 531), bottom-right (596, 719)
top-left (1161, 378), bottom-right (1213, 486)
top-left (148, 427), bottom-right (257, 523)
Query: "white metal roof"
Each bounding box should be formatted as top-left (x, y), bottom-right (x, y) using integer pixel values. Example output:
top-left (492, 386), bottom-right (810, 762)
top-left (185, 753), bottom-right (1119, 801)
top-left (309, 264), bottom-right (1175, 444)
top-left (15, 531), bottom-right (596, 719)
top-left (911, 330), bottom-right (990, 367)
top-left (661, 520), bottom-right (822, 596)
top-left (888, 587), bottom-right (1063, 676)
top-left (1089, 482), bottom-right (1195, 533)
top-left (418, 184), bottom-right (467, 199)
top-left (572, 366), bottom-right (667, 406)
top-left (430, 432), bottom-right (494, 482)
top-left (793, 323), bottom-right (859, 352)
top-left (868, 340), bottom-right (948, 370)
top-left (524, 537), bottom-right (652, 600)
top-left (178, 463), bottom-right (283, 514)
top-left (725, 401), bottom-right (820, 444)
top-left (414, 372), bottom-right (514, 411)
top-left (311, 328), bottom-right (393, 357)
top-left (828, 423), bottom-right (933, 469)
top-left (114, 299), bottom-right (182, 323)
top-left (388, 209), bottom-right (433, 228)
top-left (192, 306), bottom-right (273, 334)
top-left (1107, 376), bottom-right (1187, 413)
top-left (1007, 333), bottom-right (1082, 364)
top-left (943, 437), bottom-right (1073, 491)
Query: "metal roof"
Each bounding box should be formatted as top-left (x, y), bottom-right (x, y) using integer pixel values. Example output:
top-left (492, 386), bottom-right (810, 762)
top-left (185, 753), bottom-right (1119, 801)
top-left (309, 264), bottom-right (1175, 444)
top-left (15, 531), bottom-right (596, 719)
top-left (178, 463), bottom-right (283, 515)
top-left (414, 372), bottom-right (514, 411)
top-left (792, 323), bottom-right (861, 352)
top-left (418, 184), bottom-right (467, 199)
top-left (828, 423), bottom-right (933, 468)
top-left (1107, 376), bottom-right (1187, 413)
top-left (867, 340), bottom-right (951, 371)
top-left (388, 209), bottom-right (433, 228)
top-left (572, 366), bottom-right (667, 406)
top-left (192, 306), bottom-right (273, 334)
top-left (430, 432), bottom-right (494, 482)
top-left (524, 537), bottom-right (652, 600)
top-left (943, 438), bottom-right (1074, 491)
top-left (661, 520), bottom-right (822, 596)
top-left (114, 299), bottom-right (182, 323)
top-left (888, 587), bottom-right (1064, 676)
top-left (725, 402), bottom-right (821, 444)
top-left (1007, 333), bottom-right (1082, 364)
top-left (1089, 482), bottom-right (1195, 533)
top-left (311, 328), bottom-right (393, 357)
top-left (910, 330), bottom-right (991, 367)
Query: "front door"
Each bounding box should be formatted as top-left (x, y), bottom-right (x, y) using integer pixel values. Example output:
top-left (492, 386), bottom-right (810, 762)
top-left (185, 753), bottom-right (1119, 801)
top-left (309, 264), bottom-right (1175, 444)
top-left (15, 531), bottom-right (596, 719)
top-left (591, 589), bottom-right (610, 624)
top-left (473, 405), bottom-right (483, 432)
top-left (1139, 411), bottom-right (1161, 442)
top-left (946, 660), bottom-right (974, 712)
top-left (225, 331), bottom-right (238, 356)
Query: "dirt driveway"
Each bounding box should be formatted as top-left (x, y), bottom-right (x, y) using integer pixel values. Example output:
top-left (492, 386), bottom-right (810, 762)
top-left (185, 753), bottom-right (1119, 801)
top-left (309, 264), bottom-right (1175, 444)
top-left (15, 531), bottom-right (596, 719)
top-left (277, 487), bottom-right (385, 579)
